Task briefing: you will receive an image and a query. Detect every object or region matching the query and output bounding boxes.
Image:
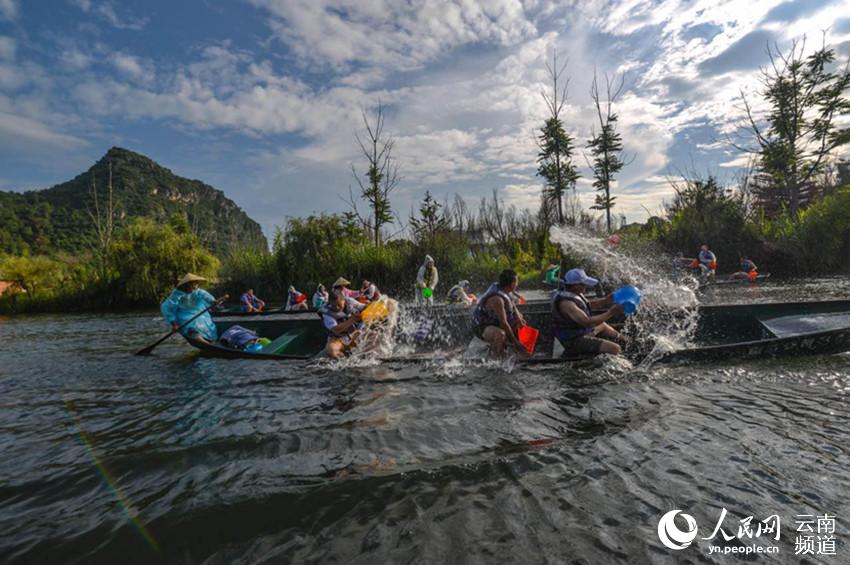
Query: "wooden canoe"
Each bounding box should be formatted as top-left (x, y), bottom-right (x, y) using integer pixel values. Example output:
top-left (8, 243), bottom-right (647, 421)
top-left (185, 299), bottom-right (850, 364)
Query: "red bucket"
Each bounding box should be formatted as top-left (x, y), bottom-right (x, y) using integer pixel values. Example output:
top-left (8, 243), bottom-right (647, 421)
top-left (517, 325), bottom-right (539, 353)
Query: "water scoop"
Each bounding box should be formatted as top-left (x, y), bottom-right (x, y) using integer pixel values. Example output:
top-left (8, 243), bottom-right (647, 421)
top-left (612, 285), bottom-right (641, 315)
top-left (517, 324), bottom-right (539, 353)
top-left (361, 299), bottom-right (390, 323)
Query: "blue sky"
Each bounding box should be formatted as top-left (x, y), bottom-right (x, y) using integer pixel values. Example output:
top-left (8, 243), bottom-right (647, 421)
top-left (1, 0), bottom-right (849, 239)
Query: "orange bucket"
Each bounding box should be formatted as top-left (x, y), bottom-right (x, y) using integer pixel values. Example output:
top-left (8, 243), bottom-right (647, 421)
top-left (517, 325), bottom-right (539, 353)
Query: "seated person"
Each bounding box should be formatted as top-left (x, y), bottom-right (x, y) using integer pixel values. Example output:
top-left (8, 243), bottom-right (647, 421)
top-left (697, 244), bottom-right (717, 280)
top-left (729, 256), bottom-right (758, 281)
top-left (360, 279), bottom-right (381, 303)
top-left (471, 269), bottom-right (527, 357)
top-left (552, 268), bottom-right (626, 357)
top-left (312, 284), bottom-right (329, 310)
top-left (160, 273), bottom-right (218, 343)
top-left (285, 285), bottom-right (309, 311)
top-left (332, 277), bottom-right (361, 299)
top-left (240, 288), bottom-right (265, 313)
top-left (319, 289), bottom-right (365, 359)
top-left (447, 280), bottom-right (476, 305)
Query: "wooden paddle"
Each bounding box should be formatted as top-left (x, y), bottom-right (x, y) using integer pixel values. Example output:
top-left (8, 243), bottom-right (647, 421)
top-left (135, 294), bottom-right (228, 356)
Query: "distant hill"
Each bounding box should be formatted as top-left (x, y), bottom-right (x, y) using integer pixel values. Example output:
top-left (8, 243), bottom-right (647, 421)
top-left (0, 147), bottom-right (267, 256)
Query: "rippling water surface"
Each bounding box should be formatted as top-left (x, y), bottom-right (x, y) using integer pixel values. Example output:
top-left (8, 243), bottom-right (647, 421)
top-left (2, 279), bottom-right (850, 563)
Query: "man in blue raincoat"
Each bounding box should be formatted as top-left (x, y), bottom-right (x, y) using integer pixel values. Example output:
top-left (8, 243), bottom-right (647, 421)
top-left (160, 273), bottom-right (218, 343)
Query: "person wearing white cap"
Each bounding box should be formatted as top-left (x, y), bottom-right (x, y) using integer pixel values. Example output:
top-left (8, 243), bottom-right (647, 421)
top-left (551, 268), bottom-right (626, 357)
top-left (415, 255), bottom-right (439, 304)
top-left (159, 273), bottom-right (218, 343)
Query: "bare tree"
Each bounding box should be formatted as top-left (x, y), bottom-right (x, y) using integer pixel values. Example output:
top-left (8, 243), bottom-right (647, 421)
top-left (347, 101), bottom-right (400, 246)
top-left (588, 70), bottom-right (629, 233)
top-left (536, 51), bottom-right (580, 225)
top-left (87, 161), bottom-right (117, 282)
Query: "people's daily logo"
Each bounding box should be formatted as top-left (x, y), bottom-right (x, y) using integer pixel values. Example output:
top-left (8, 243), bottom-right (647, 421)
top-left (657, 510), bottom-right (698, 550)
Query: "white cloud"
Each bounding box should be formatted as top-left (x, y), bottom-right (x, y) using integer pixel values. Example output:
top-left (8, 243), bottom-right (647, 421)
top-left (249, 0), bottom-right (538, 71)
top-left (69, 0), bottom-right (147, 30)
top-left (0, 0), bottom-right (17, 20)
top-left (111, 53), bottom-right (154, 83)
top-left (0, 36), bottom-right (14, 60)
top-left (0, 111), bottom-right (87, 149)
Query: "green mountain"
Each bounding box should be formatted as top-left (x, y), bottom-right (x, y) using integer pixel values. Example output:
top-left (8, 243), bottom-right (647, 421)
top-left (0, 147), bottom-right (267, 257)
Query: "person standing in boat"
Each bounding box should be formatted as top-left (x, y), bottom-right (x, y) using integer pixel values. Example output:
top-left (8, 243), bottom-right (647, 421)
top-left (360, 279), bottom-right (381, 303)
top-left (697, 244), bottom-right (717, 280)
top-left (447, 280), bottom-right (476, 305)
top-left (285, 285), bottom-right (309, 311)
top-left (312, 284), bottom-right (329, 310)
top-left (160, 273), bottom-right (218, 344)
top-left (320, 289), bottom-right (366, 359)
top-left (472, 269), bottom-right (527, 357)
top-left (240, 288), bottom-right (265, 313)
top-left (552, 268), bottom-right (625, 357)
top-left (415, 255), bottom-right (439, 305)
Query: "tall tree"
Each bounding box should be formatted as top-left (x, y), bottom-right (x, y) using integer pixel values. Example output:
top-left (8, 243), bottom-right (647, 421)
top-left (736, 38), bottom-right (850, 217)
top-left (348, 101), bottom-right (399, 246)
top-left (587, 71), bottom-right (627, 233)
top-left (536, 51), bottom-right (580, 225)
top-left (409, 190), bottom-right (449, 242)
top-left (87, 160), bottom-right (117, 282)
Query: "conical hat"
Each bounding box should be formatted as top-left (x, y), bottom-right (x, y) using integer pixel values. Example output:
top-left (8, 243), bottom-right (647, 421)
top-left (332, 277), bottom-right (351, 287)
top-left (177, 273), bottom-right (207, 287)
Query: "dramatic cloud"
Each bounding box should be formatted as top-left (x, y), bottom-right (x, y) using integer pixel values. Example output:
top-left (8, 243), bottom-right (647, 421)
top-left (2, 0), bottom-right (850, 235)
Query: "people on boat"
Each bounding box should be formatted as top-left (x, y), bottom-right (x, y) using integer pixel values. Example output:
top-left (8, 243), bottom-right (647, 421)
top-left (447, 280), bottom-right (476, 305)
top-left (471, 269), bottom-right (528, 357)
top-left (697, 244), bottom-right (717, 280)
top-left (240, 288), bottom-right (265, 313)
top-left (319, 289), bottom-right (366, 359)
top-left (332, 277), bottom-right (361, 300)
top-left (730, 256), bottom-right (759, 281)
top-left (160, 273), bottom-right (218, 343)
top-left (415, 255), bottom-right (439, 305)
top-left (312, 284), bottom-right (329, 310)
top-left (285, 285), bottom-right (309, 311)
top-left (360, 279), bottom-right (381, 303)
top-left (551, 268), bottom-right (626, 357)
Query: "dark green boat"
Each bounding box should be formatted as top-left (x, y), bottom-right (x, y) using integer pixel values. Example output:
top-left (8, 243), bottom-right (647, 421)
top-left (184, 299), bottom-right (850, 364)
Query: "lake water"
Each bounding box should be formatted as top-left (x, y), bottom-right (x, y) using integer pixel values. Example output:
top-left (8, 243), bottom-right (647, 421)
top-left (2, 278), bottom-right (850, 563)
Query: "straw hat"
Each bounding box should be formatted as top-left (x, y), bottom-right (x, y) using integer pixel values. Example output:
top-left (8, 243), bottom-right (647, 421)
top-left (176, 273), bottom-right (207, 288)
top-left (332, 277), bottom-right (351, 288)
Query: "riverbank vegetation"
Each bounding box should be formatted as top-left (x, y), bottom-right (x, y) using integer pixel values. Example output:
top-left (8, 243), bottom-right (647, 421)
top-left (1, 40), bottom-right (848, 314)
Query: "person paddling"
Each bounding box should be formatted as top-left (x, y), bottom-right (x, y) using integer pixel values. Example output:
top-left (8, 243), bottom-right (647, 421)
top-left (319, 289), bottom-right (366, 359)
top-left (240, 288), bottom-right (265, 313)
top-left (471, 269), bottom-right (527, 357)
top-left (160, 273), bottom-right (219, 344)
top-left (551, 268), bottom-right (626, 357)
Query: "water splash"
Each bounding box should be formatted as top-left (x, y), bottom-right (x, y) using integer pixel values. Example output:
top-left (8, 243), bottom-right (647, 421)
top-left (549, 225), bottom-right (701, 361)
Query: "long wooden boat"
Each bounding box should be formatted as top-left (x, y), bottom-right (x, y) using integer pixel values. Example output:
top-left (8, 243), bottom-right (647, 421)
top-left (184, 299), bottom-right (850, 364)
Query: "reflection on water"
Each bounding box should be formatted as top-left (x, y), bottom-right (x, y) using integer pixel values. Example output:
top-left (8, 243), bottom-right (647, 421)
top-left (1, 280), bottom-right (849, 563)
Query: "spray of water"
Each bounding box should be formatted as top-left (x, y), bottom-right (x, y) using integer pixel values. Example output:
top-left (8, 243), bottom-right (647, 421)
top-left (549, 225), bottom-right (701, 364)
